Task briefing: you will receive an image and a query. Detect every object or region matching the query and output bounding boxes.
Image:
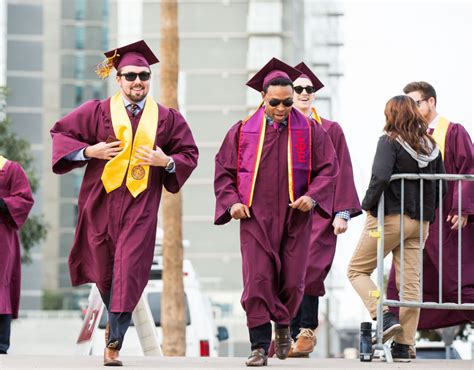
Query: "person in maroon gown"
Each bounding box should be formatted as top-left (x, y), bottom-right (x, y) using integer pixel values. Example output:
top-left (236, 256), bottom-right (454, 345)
top-left (50, 40), bottom-right (198, 366)
top-left (214, 58), bottom-right (339, 366)
top-left (387, 81), bottom-right (473, 355)
top-left (0, 156), bottom-right (34, 354)
top-left (287, 62), bottom-right (362, 357)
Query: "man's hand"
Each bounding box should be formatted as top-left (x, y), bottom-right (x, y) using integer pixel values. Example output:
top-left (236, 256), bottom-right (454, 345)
top-left (289, 195), bottom-right (314, 212)
top-left (333, 217), bottom-right (348, 235)
top-left (135, 145), bottom-right (170, 167)
top-left (84, 141), bottom-right (122, 160)
top-left (230, 203), bottom-right (251, 220)
top-left (447, 214), bottom-right (468, 230)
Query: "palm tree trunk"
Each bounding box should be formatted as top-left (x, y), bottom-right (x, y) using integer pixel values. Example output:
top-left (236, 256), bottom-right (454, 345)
top-left (159, 0), bottom-right (186, 357)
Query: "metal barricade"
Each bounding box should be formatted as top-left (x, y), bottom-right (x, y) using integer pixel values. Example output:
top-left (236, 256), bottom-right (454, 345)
top-left (372, 173), bottom-right (474, 362)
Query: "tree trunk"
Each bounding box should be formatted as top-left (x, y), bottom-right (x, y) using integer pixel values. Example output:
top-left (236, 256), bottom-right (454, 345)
top-left (160, 0), bottom-right (186, 357)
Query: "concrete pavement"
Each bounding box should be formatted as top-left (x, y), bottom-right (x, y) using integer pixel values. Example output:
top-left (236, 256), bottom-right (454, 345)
top-left (0, 356), bottom-right (473, 370)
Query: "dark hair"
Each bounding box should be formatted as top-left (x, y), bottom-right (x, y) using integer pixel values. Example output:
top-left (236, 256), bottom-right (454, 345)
top-left (403, 81), bottom-right (437, 106)
top-left (263, 77), bottom-right (294, 93)
top-left (384, 95), bottom-right (437, 156)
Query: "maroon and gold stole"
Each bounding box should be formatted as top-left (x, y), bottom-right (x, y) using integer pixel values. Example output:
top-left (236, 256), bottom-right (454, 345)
top-left (237, 106), bottom-right (312, 206)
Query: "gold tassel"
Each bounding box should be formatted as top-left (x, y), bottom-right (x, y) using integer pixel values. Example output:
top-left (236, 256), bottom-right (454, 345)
top-left (95, 50), bottom-right (120, 79)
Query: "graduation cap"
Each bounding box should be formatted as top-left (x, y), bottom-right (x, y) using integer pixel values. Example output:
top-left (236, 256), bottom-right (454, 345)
top-left (95, 40), bottom-right (159, 79)
top-left (294, 62), bottom-right (324, 93)
top-left (246, 57), bottom-right (301, 92)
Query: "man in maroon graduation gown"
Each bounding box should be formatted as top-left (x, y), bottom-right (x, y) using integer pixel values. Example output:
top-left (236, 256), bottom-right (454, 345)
top-left (288, 63), bottom-right (362, 357)
top-left (214, 58), bottom-right (339, 366)
top-left (387, 81), bottom-right (474, 340)
top-left (50, 40), bottom-right (198, 366)
top-left (0, 155), bottom-right (34, 354)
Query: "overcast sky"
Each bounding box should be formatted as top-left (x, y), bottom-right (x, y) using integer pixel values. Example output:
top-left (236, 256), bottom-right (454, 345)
top-left (329, 0), bottom-right (473, 326)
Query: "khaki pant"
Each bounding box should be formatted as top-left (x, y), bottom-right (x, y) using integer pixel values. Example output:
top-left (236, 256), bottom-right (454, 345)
top-left (347, 214), bottom-right (429, 345)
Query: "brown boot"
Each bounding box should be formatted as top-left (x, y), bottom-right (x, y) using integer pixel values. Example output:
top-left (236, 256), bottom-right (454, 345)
top-left (103, 341), bottom-right (122, 367)
top-left (245, 348), bottom-right (268, 366)
top-left (274, 326), bottom-right (291, 360)
top-left (290, 328), bottom-right (316, 357)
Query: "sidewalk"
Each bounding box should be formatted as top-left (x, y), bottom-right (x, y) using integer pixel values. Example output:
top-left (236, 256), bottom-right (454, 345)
top-left (0, 356), bottom-right (473, 370)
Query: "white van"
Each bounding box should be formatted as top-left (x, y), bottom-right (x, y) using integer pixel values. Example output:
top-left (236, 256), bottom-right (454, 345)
top-left (89, 231), bottom-right (228, 356)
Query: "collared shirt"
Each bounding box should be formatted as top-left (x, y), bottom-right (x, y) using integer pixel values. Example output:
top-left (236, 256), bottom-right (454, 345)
top-left (428, 114), bottom-right (440, 130)
top-left (122, 96), bottom-right (146, 116)
top-left (265, 115), bottom-right (288, 127)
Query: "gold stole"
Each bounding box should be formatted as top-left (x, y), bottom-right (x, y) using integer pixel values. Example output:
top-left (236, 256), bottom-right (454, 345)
top-left (101, 93), bottom-right (159, 197)
top-left (0, 155), bottom-right (7, 170)
top-left (311, 107), bottom-right (322, 125)
top-left (431, 116), bottom-right (450, 160)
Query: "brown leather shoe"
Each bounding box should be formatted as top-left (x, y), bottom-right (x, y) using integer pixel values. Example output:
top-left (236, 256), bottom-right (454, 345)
top-left (245, 348), bottom-right (268, 366)
top-left (290, 328), bottom-right (316, 357)
top-left (104, 342), bottom-right (122, 367)
top-left (274, 326), bottom-right (291, 360)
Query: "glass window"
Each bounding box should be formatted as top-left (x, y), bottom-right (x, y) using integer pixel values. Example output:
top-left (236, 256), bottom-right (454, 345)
top-left (74, 53), bottom-right (85, 80)
top-left (75, 26), bottom-right (85, 49)
top-left (75, 86), bottom-right (84, 106)
top-left (75, 0), bottom-right (85, 20)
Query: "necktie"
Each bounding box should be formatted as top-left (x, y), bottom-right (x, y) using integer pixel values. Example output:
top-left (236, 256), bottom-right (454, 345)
top-left (129, 104), bottom-right (139, 116)
top-left (273, 122), bottom-right (279, 130)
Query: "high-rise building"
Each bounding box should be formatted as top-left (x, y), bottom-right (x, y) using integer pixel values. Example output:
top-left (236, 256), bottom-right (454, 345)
top-left (5, 0), bottom-right (109, 309)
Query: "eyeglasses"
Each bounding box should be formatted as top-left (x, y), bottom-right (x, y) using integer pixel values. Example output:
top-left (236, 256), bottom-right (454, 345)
top-left (268, 98), bottom-right (294, 107)
top-left (294, 86), bottom-right (316, 94)
top-left (118, 72), bottom-right (151, 81)
top-left (415, 98), bottom-right (429, 107)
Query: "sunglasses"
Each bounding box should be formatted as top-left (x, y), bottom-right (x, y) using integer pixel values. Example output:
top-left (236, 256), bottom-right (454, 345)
top-left (118, 71), bottom-right (151, 81)
top-left (294, 86), bottom-right (316, 94)
top-left (268, 98), bottom-right (294, 107)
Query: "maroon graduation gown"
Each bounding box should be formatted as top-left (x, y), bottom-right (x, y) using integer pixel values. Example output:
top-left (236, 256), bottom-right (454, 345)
top-left (305, 118), bottom-right (361, 297)
top-left (50, 98), bottom-right (198, 313)
top-left (0, 160), bottom-right (34, 318)
top-left (214, 116), bottom-right (339, 328)
top-left (387, 123), bottom-right (474, 329)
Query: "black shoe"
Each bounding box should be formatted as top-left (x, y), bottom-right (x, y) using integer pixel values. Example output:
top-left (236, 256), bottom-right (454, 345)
top-left (372, 311), bottom-right (402, 344)
top-left (391, 342), bottom-right (410, 362)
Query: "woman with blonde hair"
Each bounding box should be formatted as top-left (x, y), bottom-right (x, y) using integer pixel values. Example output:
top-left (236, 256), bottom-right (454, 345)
top-left (347, 95), bottom-right (445, 362)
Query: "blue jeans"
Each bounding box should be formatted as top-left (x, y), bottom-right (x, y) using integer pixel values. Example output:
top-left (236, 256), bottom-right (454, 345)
top-left (0, 314), bottom-right (12, 354)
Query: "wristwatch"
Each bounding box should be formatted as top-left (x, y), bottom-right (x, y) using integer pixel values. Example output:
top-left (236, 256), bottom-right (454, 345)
top-left (165, 157), bottom-right (175, 171)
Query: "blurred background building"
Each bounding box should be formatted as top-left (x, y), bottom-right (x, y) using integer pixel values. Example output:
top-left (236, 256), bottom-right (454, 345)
top-left (3, 0), bottom-right (345, 356)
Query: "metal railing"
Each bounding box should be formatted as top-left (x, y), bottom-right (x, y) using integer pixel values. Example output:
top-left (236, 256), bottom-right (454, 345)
top-left (372, 173), bottom-right (474, 362)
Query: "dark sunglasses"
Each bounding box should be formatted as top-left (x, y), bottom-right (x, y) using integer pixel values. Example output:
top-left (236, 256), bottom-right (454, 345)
top-left (294, 85), bottom-right (316, 94)
top-left (268, 98), bottom-right (294, 107)
top-left (118, 71), bottom-right (151, 81)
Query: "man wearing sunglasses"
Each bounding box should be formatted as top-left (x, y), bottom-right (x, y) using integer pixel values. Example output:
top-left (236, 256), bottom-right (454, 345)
top-left (386, 81), bottom-right (474, 357)
top-left (285, 62), bottom-right (361, 358)
top-left (50, 40), bottom-right (198, 366)
top-left (214, 58), bottom-right (339, 366)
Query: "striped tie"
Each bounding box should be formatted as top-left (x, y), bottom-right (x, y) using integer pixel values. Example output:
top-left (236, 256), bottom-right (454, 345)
top-left (129, 104), bottom-right (139, 116)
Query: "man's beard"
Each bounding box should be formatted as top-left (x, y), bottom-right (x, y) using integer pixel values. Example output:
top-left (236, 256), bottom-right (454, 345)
top-left (126, 87), bottom-right (147, 103)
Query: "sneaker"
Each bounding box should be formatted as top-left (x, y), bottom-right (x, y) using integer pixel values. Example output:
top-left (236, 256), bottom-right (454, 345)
top-left (289, 328), bottom-right (316, 357)
top-left (391, 342), bottom-right (410, 362)
top-left (408, 345), bottom-right (416, 359)
top-left (372, 311), bottom-right (402, 344)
